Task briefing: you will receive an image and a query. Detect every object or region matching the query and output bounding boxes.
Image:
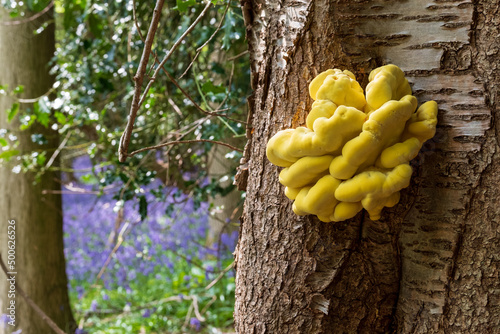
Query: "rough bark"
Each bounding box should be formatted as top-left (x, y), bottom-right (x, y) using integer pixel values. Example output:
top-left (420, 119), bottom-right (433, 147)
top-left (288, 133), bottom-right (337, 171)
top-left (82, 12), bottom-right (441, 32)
top-left (0, 8), bottom-right (75, 334)
top-left (234, 0), bottom-right (499, 333)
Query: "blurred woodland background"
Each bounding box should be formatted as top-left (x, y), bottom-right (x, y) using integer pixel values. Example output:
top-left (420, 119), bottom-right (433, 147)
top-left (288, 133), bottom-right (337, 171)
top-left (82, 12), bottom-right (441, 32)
top-left (0, 0), bottom-right (248, 333)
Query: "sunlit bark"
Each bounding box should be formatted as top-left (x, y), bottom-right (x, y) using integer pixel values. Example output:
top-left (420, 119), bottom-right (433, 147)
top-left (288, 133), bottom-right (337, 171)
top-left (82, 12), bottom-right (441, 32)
top-left (235, 0), bottom-right (500, 332)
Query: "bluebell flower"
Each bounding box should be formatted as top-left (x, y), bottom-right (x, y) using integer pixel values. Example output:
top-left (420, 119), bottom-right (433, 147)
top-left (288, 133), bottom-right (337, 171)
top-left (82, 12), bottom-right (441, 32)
top-left (189, 317), bottom-right (201, 330)
top-left (89, 300), bottom-right (98, 312)
top-left (142, 309), bottom-right (152, 318)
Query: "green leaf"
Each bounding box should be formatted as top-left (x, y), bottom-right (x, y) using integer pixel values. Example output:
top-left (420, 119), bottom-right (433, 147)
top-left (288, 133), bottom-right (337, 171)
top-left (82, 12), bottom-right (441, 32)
top-left (54, 111), bottom-right (67, 124)
top-left (174, 0), bottom-right (197, 13)
top-left (80, 173), bottom-right (97, 184)
top-left (6, 103), bottom-right (20, 122)
top-left (88, 13), bottom-right (103, 38)
top-left (36, 153), bottom-right (46, 166)
top-left (201, 81), bottom-right (226, 94)
top-left (0, 149), bottom-right (20, 161)
top-left (13, 85), bottom-right (24, 94)
top-left (139, 195), bottom-right (148, 221)
top-left (26, 0), bottom-right (35, 10)
top-left (20, 115), bottom-right (35, 130)
top-left (33, 101), bottom-right (50, 128)
top-left (0, 138), bottom-right (8, 147)
top-left (9, 9), bottom-right (19, 18)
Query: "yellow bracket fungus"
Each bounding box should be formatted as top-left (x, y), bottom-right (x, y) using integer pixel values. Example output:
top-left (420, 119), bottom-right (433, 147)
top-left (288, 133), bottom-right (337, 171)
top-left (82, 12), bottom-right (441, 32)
top-left (266, 65), bottom-right (438, 221)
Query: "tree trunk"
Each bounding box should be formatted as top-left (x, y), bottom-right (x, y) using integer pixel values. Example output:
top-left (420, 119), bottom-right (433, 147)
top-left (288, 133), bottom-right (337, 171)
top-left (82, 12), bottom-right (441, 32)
top-left (0, 7), bottom-right (75, 334)
top-left (234, 0), bottom-right (499, 333)
top-left (207, 142), bottom-right (243, 245)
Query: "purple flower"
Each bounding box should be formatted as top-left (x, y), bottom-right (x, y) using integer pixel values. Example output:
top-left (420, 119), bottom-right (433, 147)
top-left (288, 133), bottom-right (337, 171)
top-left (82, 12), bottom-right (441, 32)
top-left (205, 265), bottom-right (214, 281)
top-left (89, 300), bottom-right (98, 312)
top-left (142, 309), bottom-right (152, 318)
top-left (183, 275), bottom-right (191, 282)
top-left (75, 329), bottom-right (88, 334)
top-left (189, 317), bottom-right (201, 330)
top-left (102, 292), bottom-right (109, 301)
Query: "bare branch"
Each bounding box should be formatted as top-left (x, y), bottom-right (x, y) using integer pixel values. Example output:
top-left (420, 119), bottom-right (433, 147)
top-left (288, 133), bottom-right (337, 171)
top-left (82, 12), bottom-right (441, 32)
top-left (180, 0), bottom-right (231, 78)
top-left (137, 1), bottom-right (213, 108)
top-left (119, 0), bottom-right (166, 162)
top-left (45, 130), bottom-right (71, 169)
top-left (119, 1), bottom-right (213, 162)
top-left (204, 261), bottom-right (235, 290)
top-left (128, 139), bottom-right (243, 158)
top-left (161, 65), bottom-right (245, 124)
top-left (132, 0), bottom-right (146, 42)
top-left (0, 1), bottom-right (54, 26)
top-left (227, 50), bottom-right (249, 61)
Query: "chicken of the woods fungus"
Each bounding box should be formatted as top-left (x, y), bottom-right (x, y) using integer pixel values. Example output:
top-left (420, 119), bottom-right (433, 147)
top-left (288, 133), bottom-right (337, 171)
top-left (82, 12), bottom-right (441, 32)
top-left (266, 65), bottom-right (438, 222)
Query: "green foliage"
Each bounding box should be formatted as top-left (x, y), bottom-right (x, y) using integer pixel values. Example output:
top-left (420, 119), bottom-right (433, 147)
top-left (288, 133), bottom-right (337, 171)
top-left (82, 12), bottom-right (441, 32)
top-left (6, 102), bottom-right (19, 122)
top-left (1, 0), bottom-right (250, 200)
top-left (174, 0), bottom-right (197, 13)
top-left (0, 148), bottom-right (19, 160)
top-left (1, 1), bottom-right (250, 330)
top-left (70, 253), bottom-right (236, 333)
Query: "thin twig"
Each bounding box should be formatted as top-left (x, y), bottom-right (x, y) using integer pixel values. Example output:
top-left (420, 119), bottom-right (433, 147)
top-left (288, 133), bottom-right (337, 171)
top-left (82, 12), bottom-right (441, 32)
top-left (183, 302), bottom-right (194, 328)
top-left (45, 131), bottom-right (71, 169)
top-left (0, 1), bottom-right (54, 26)
top-left (161, 65), bottom-right (244, 124)
top-left (179, 0), bottom-right (231, 78)
top-left (200, 295), bottom-right (217, 315)
top-left (132, 0), bottom-right (146, 42)
top-left (0, 255), bottom-right (66, 334)
top-left (167, 97), bottom-right (183, 117)
top-left (16, 88), bottom-right (54, 104)
top-left (119, 1), bottom-right (213, 162)
top-left (204, 261), bottom-right (235, 290)
top-left (42, 190), bottom-right (102, 195)
top-left (119, 0), bottom-right (165, 162)
top-left (137, 1), bottom-right (213, 108)
top-left (128, 139), bottom-right (242, 158)
top-left (191, 295), bottom-right (206, 321)
top-left (227, 49), bottom-right (249, 61)
top-left (95, 222), bottom-right (129, 282)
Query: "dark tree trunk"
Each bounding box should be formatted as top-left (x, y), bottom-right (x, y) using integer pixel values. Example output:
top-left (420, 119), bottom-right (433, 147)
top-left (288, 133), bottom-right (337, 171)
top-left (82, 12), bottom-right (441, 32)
top-left (234, 0), bottom-right (500, 332)
top-left (0, 7), bottom-right (76, 334)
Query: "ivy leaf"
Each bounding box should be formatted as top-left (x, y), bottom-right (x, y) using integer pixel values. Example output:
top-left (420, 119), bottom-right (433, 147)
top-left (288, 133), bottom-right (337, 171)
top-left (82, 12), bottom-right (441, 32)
top-left (20, 115), bottom-right (35, 130)
top-left (202, 81), bottom-right (225, 94)
top-left (13, 85), bottom-right (24, 94)
top-left (174, 0), bottom-right (197, 13)
top-left (36, 152), bottom-right (46, 166)
top-left (0, 149), bottom-right (19, 161)
top-left (138, 195), bottom-right (148, 221)
top-left (54, 111), bottom-right (67, 124)
top-left (33, 101), bottom-right (50, 128)
top-left (6, 103), bottom-right (20, 122)
top-left (88, 13), bottom-right (103, 38)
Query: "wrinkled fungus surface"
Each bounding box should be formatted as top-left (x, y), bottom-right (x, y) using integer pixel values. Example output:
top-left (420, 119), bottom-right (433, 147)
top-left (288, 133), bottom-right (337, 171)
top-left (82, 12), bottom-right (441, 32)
top-left (266, 65), bottom-right (438, 222)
